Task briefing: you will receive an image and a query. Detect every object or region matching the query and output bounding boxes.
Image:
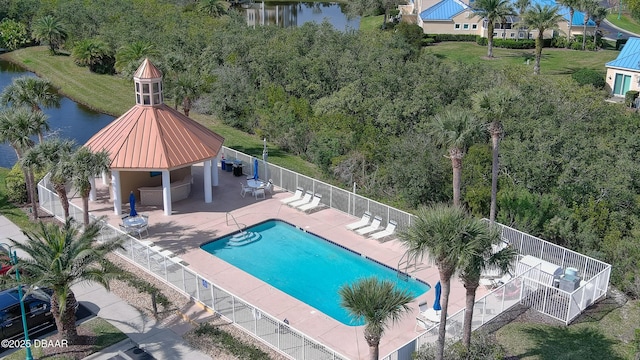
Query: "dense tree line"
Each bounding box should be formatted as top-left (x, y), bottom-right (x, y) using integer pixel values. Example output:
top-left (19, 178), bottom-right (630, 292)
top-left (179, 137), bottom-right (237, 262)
top-left (2, 0), bottom-right (640, 297)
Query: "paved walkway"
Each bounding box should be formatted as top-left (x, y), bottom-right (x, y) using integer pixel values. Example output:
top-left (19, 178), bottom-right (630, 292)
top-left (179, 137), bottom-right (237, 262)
top-left (0, 216), bottom-right (212, 360)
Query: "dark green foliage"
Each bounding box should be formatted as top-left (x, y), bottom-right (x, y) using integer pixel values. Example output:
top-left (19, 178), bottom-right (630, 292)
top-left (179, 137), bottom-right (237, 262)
top-left (571, 68), bottom-right (606, 88)
top-left (413, 332), bottom-right (506, 359)
top-left (8, 0), bottom-right (640, 298)
top-left (192, 322), bottom-right (271, 360)
top-left (616, 38), bottom-right (628, 50)
top-left (4, 163), bottom-right (27, 203)
top-left (476, 37), bottom-right (532, 48)
top-left (395, 22), bottom-right (424, 50)
top-left (626, 90), bottom-right (639, 107)
top-left (0, 18), bottom-right (30, 51)
top-left (428, 34), bottom-right (478, 42)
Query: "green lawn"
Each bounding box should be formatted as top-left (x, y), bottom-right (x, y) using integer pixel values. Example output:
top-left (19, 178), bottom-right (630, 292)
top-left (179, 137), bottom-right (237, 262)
top-left (424, 42), bottom-right (618, 75)
top-left (359, 15), bottom-right (384, 32)
top-left (3, 317), bottom-right (127, 360)
top-left (606, 13), bottom-right (640, 36)
top-left (0, 47), bottom-right (322, 179)
top-left (496, 297), bottom-right (640, 359)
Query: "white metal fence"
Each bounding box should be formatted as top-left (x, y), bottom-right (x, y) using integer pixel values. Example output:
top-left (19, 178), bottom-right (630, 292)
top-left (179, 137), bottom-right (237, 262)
top-left (223, 147), bottom-right (415, 231)
top-left (37, 176), bottom-right (349, 360)
top-left (382, 223), bottom-right (612, 360)
top-left (38, 147), bottom-right (612, 360)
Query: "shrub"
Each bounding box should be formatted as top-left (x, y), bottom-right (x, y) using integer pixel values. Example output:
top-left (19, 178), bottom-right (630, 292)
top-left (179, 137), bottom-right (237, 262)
top-left (413, 332), bottom-right (506, 359)
top-left (570, 41), bottom-right (583, 50)
top-left (551, 36), bottom-right (568, 48)
top-left (429, 34), bottom-right (477, 42)
top-left (571, 69), bottom-right (606, 89)
top-left (192, 322), bottom-right (271, 360)
top-left (5, 164), bottom-right (26, 204)
top-left (476, 37), bottom-right (536, 49)
top-left (423, 37), bottom-right (436, 46)
top-left (625, 90), bottom-right (639, 107)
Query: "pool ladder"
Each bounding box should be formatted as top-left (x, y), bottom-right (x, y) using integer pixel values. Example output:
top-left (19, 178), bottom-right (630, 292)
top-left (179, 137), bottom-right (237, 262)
top-left (225, 212), bottom-right (246, 234)
top-left (397, 251), bottom-right (426, 280)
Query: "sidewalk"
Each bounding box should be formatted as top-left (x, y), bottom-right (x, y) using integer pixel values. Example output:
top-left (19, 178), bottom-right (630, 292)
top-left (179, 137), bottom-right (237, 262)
top-left (0, 216), bottom-right (212, 360)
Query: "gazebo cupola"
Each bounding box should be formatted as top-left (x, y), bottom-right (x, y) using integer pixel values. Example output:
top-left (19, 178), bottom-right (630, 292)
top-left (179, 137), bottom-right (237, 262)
top-left (133, 58), bottom-right (163, 106)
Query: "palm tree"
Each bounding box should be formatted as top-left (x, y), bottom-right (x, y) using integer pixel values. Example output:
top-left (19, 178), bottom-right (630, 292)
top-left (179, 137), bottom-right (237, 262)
top-left (591, 6), bottom-right (608, 48)
top-left (458, 221), bottom-right (516, 348)
top-left (397, 204), bottom-right (477, 360)
top-left (0, 108), bottom-right (49, 219)
top-left (171, 71), bottom-right (203, 117)
top-left (31, 15), bottom-right (68, 55)
top-left (115, 41), bottom-right (159, 73)
top-left (198, 0), bottom-right (229, 17)
top-left (22, 139), bottom-right (76, 219)
top-left (429, 107), bottom-right (481, 207)
top-left (71, 147), bottom-right (110, 226)
top-left (557, 0), bottom-right (581, 45)
top-left (72, 38), bottom-right (114, 73)
top-left (515, 0), bottom-right (531, 16)
top-left (338, 277), bottom-right (413, 360)
top-left (471, 88), bottom-right (516, 223)
top-left (6, 218), bottom-right (123, 343)
top-left (580, 0), bottom-right (598, 50)
top-left (519, 4), bottom-right (564, 75)
top-left (473, 0), bottom-right (516, 57)
top-left (0, 76), bottom-right (60, 142)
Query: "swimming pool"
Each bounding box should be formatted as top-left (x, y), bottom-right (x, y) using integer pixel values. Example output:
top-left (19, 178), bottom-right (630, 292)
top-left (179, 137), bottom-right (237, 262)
top-left (200, 219), bottom-right (430, 326)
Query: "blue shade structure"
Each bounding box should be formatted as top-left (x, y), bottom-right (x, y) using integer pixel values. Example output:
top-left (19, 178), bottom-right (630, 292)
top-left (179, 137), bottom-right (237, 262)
top-left (433, 281), bottom-right (442, 311)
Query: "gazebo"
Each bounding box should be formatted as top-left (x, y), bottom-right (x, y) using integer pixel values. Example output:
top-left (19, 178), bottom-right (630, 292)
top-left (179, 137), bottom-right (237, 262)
top-left (84, 59), bottom-right (225, 216)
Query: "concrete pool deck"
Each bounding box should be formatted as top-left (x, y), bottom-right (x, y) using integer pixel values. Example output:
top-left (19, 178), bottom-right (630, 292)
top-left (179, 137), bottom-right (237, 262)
top-left (72, 163), bottom-right (487, 359)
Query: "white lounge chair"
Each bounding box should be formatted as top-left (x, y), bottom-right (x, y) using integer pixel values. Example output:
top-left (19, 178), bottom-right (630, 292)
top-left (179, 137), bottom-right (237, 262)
top-left (370, 220), bottom-right (397, 240)
top-left (297, 194), bottom-right (322, 212)
top-left (346, 212), bottom-right (372, 230)
top-left (356, 216), bottom-right (383, 235)
top-left (281, 187), bottom-right (303, 204)
top-left (288, 191), bottom-right (313, 208)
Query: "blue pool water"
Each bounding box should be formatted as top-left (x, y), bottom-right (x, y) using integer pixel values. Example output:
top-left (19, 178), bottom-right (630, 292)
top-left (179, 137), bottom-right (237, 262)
top-left (200, 219), bottom-right (430, 326)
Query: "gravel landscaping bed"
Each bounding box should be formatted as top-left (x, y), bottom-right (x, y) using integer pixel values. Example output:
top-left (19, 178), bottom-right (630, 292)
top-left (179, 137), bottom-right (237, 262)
top-left (107, 253), bottom-right (287, 360)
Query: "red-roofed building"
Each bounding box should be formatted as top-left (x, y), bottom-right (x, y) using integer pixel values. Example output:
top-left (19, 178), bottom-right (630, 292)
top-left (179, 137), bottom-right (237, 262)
top-left (84, 59), bottom-right (225, 216)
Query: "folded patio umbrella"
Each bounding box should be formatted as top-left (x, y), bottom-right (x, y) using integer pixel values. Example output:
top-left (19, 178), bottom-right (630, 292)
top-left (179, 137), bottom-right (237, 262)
top-left (129, 191), bottom-right (138, 217)
top-left (253, 158), bottom-right (259, 180)
top-left (433, 281), bottom-right (442, 311)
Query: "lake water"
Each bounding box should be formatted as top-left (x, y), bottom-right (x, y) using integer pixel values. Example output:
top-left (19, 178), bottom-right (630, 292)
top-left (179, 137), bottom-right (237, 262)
top-left (0, 60), bottom-right (114, 169)
top-left (239, 2), bottom-right (359, 31)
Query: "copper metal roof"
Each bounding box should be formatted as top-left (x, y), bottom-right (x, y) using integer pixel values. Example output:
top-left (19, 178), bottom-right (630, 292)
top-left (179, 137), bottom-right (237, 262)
top-left (84, 104), bottom-right (224, 170)
top-left (134, 58), bottom-right (163, 79)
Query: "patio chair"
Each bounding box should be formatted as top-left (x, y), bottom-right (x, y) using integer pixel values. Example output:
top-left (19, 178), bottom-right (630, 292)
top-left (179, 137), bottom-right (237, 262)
top-left (346, 212), bottom-right (372, 230)
top-left (240, 182), bottom-right (252, 198)
top-left (356, 216), bottom-right (383, 235)
top-left (280, 187), bottom-right (303, 204)
top-left (288, 191), bottom-right (313, 208)
top-left (264, 180), bottom-right (274, 194)
top-left (370, 220), bottom-right (397, 240)
top-left (254, 187), bottom-right (266, 200)
top-left (297, 194), bottom-right (323, 213)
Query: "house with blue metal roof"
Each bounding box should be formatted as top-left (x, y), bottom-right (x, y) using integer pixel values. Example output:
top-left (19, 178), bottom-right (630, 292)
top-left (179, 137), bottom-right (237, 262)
top-left (606, 37), bottom-right (640, 97)
top-left (409, 0), bottom-right (595, 40)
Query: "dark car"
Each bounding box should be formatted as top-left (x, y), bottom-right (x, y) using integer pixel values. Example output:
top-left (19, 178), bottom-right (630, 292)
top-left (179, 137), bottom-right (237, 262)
top-left (0, 287), bottom-right (56, 343)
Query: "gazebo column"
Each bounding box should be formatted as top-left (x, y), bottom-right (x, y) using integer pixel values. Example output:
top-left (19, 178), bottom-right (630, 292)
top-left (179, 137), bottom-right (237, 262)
top-left (204, 160), bottom-right (212, 203)
top-left (89, 177), bottom-right (97, 201)
top-left (212, 155), bottom-right (219, 187)
top-left (162, 170), bottom-right (172, 216)
top-left (112, 170), bottom-right (122, 215)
